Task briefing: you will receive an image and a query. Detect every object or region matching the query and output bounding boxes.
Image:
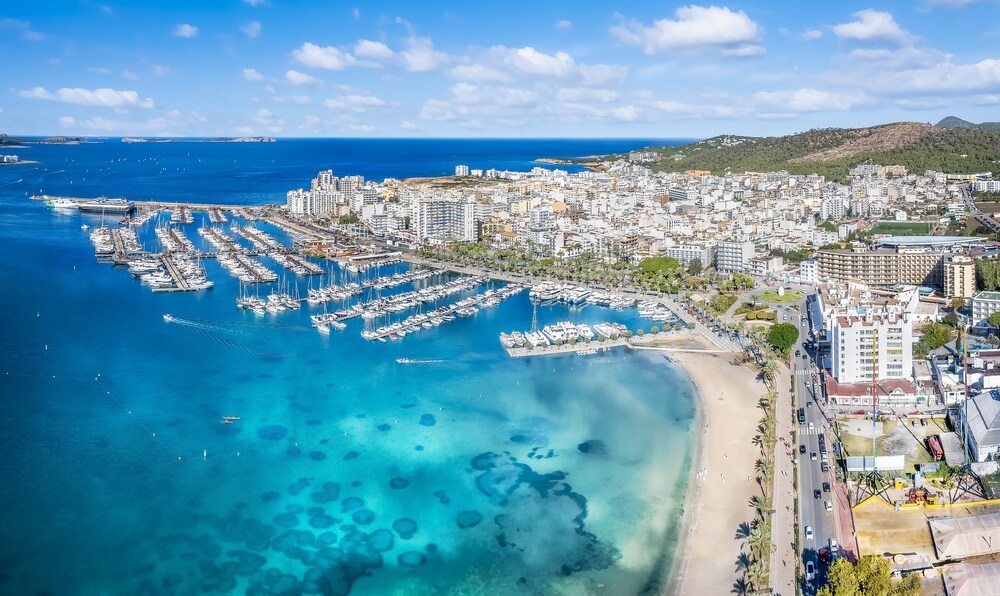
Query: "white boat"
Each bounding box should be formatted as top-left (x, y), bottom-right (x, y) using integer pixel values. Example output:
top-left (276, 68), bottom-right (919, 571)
top-left (50, 198), bottom-right (78, 210)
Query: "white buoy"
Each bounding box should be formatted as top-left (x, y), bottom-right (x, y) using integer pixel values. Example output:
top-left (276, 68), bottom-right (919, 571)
top-left (203, 449), bottom-right (207, 459)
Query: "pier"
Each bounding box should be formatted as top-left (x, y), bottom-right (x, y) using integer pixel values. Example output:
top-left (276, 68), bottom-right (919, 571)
top-left (157, 255), bottom-right (190, 291)
top-left (504, 337), bottom-right (632, 358)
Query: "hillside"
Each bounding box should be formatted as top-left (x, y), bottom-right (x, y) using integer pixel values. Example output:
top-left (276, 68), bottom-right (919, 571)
top-left (637, 122), bottom-right (1000, 179)
top-left (935, 116), bottom-right (1000, 131)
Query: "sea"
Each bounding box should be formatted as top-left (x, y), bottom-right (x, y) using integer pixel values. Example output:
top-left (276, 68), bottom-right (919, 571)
top-left (0, 138), bottom-right (699, 595)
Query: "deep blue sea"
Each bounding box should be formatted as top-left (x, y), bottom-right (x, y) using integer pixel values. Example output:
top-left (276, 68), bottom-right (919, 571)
top-left (0, 138), bottom-right (697, 595)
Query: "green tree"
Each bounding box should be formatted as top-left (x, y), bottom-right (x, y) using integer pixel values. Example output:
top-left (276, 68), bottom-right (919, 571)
top-left (638, 256), bottom-right (681, 275)
top-left (921, 322), bottom-right (954, 350)
top-left (989, 312), bottom-right (1000, 328)
top-left (950, 297), bottom-right (967, 310)
top-left (337, 213), bottom-right (360, 224)
top-left (818, 556), bottom-right (922, 596)
top-left (766, 323), bottom-right (800, 355)
top-left (687, 258), bottom-right (702, 275)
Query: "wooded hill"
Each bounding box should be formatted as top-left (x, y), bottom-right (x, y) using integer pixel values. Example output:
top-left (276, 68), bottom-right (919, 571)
top-left (634, 121), bottom-right (1000, 180)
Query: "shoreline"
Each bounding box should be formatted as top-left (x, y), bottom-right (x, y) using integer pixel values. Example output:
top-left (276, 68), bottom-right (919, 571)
top-left (659, 346), bottom-right (762, 596)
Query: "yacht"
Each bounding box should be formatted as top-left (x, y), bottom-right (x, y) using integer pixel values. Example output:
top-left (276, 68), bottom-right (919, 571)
top-left (49, 198), bottom-right (78, 210)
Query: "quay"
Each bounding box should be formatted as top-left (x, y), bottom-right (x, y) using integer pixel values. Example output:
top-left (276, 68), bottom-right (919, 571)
top-left (505, 337), bottom-right (632, 358)
top-left (157, 255), bottom-right (190, 291)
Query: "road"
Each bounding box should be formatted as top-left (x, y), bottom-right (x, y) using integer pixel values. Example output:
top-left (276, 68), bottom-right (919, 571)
top-left (782, 301), bottom-right (838, 594)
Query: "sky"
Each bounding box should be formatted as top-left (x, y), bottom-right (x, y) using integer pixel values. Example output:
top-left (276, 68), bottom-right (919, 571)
top-left (1, 0), bottom-right (999, 138)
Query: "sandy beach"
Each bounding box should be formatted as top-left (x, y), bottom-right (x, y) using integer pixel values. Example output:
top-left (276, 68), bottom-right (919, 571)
top-left (663, 345), bottom-right (765, 595)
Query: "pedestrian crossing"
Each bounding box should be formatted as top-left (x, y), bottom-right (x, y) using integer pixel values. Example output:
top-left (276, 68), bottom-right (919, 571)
top-left (799, 425), bottom-right (822, 435)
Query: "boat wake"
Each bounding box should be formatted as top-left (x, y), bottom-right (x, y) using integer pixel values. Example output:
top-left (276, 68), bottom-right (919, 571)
top-left (164, 314), bottom-right (283, 360)
top-left (395, 358), bottom-right (444, 365)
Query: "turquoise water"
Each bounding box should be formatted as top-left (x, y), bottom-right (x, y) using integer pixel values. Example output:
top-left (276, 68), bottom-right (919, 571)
top-left (0, 141), bottom-right (697, 594)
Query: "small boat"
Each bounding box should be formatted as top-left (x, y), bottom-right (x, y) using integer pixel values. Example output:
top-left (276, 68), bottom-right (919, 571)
top-left (163, 314), bottom-right (174, 322)
top-left (220, 416), bottom-right (241, 424)
top-left (81, 224), bottom-right (90, 230)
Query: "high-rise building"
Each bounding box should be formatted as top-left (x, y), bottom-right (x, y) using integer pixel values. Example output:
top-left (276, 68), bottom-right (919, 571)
top-left (454, 165), bottom-right (470, 177)
top-left (943, 255), bottom-right (976, 299)
top-left (831, 312), bottom-right (912, 384)
top-left (412, 198), bottom-right (480, 242)
top-left (715, 241), bottom-right (755, 273)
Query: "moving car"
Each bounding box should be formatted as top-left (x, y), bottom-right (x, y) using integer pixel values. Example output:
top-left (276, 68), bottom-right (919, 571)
top-left (800, 444), bottom-right (806, 454)
top-left (805, 526), bottom-right (814, 540)
top-left (811, 452), bottom-right (818, 460)
top-left (814, 489), bottom-right (821, 500)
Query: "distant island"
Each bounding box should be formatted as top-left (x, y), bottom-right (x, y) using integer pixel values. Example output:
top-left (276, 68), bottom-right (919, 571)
top-left (0, 134), bottom-right (85, 145)
top-left (121, 136), bottom-right (276, 143)
top-left (574, 116), bottom-right (1000, 180)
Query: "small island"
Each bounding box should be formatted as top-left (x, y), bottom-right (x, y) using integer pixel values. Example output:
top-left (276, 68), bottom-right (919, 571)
top-left (121, 136), bottom-right (276, 143)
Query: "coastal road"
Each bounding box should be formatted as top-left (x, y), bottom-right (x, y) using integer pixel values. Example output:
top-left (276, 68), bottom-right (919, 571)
top-left (788, 302), bottom-right (837, 594)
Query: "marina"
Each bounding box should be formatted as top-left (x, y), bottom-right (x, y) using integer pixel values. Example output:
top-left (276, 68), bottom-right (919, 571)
top-left (155, 223), bottom-right (197, 254)
top-left (529, 280), bottom-right (636, 309)
top-left (169, 205), bottom-right (194, 224)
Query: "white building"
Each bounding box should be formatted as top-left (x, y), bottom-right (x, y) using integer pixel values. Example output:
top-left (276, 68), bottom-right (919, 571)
top-left (715, 241), bottom-right (755, 273)
top-left (830, 312), bottom-right (913, 384)
top-left (455, 165), bottom-right (470, 177)
top-left (665, 243), bottom-right (715, 268)
top-left (820, 196), bottom-right (847, 220)
top-left (973, 291), bottom-right (1000, 327)
top-left (799, 259), bottom-right (819, 285)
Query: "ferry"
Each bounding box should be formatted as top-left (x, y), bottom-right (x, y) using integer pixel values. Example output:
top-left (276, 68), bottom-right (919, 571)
top-left (49, 198), bottom-right (78, 210)
top-left (77, 197), bottom-right (132, 214)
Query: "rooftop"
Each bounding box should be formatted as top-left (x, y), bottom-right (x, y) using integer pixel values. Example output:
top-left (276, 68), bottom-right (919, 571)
top-left (873, 236), bottom-right (985, 248)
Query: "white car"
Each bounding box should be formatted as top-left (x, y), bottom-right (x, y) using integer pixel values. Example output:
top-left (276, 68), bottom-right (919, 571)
top-left (825, 500), bottom-right (833, 512)
top-left (805, 560), bottom-right (816, 581)
top-left (805, 526), bottom-right (814, 540)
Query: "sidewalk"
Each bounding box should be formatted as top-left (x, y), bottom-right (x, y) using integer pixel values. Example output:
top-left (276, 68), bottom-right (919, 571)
top-left (772, 365), bottom-right (796, 595)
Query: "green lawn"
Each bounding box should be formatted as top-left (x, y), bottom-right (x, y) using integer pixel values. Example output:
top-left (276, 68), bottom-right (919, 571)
top-left (757, 289), bottom-right (804, 303)
top-left (870, 221), bottom-right (932, 236)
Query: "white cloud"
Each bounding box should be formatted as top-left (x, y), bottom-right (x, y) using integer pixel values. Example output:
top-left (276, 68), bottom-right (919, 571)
top-left (0, 107), bottom-right (4, 113)
top-left (926, 0), bottom-right (987, 6)
top-left (557, 87), bottom-right (620, 103)
top-left (285, 69), bottom-right (321, 86)
top-left (89, 67), bottom-right (112, 74)
top-left (274, 95), bottom-right (312, 104)
top-left (252, 108), bottom-right (285, 133)
top-left (175, 23), bottom-right (198, 38)
top-left (353, 7), bottom-right (361, 19)
top-left (55, 110), bottom-right (199, 134)
top-left (347, 123), bottom-right (375, 133)
top-left (554, 20), bottom-right (572, 30)
top-left (243, 68), bottom-right (263, 81)
top-left (753, 88), bottom-right (867, 112)
top-left (293, 42), bottom-right (357, 70)
top-left (324, 94), bottom-right (387, 112)
top-left (100, 5), bottom-right (113, 14)
top-left (123, 70), bottom-right (138, 81)
top-left (873, 58), bottom-right (1000, 94)
top-left (400, 120), bottom-right (418, 130)
top-left (400, 37), bottom-right (449, 72)
top-left (354, 39), bottom-right (393, 60)
top-left (832, 10), bottom-right (913, 44)
top-left (242, 20), bottom-right (261, 39)
top-left (151, 65), bottom-right (170, 77)
top-left (0, 18), bottom-right (45, 41)
top-left (501, 46), bottom-right (576, 77)
top-left (579, 63), bottom-right (628, 86)
top-left (801, 29), bottom-right (823, 41)
top-left (19, 86), bottom-right (155, 109)
top-left (451, 83), bottom-right (538, 107)
top-left (244, 0), bottom-right (266, 5)
top-left (611, 6), bottom-right (763, 56)
top-left (449, 64), bottom-right (511, 82)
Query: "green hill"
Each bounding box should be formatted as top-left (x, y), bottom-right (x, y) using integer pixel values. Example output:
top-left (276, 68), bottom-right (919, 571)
top-left (634, 122), bottom-right (1000, 180)
top-left (935, 116), bottom-right (1000, 131)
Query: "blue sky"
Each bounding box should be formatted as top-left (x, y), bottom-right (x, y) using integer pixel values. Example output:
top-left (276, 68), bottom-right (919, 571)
top-left (2, 0), bottom-right (999, 137)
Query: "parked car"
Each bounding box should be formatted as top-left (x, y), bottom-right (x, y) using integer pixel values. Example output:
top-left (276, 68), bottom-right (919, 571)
top-left (800, 444), bottom-right (806, 454)
top-left (823, 481), bottom-right (831, 492)
top-left (821, 462), bottom-right (829, 473)
top-left (825, 500), bottom-right (833, 511)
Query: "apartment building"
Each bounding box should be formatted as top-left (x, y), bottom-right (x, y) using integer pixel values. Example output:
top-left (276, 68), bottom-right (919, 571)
top-left (972, 291), bottom-right (1000, 327)
top-left (715, 240), bottom-right (755, 273)
top-left (831, 312), bottom-right (913, 384)
top-left (943, 254), bottom-right (976, 300)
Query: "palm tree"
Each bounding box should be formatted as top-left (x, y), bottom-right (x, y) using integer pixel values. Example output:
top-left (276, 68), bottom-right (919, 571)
top-left (759, 359), bottom-right (778, 387)
top-left (748, 494), bottom-right (772, 519)
top-left (746, 559), bottom-right (768, 593)
top-left (758, 390), bottom-right (777, 412)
